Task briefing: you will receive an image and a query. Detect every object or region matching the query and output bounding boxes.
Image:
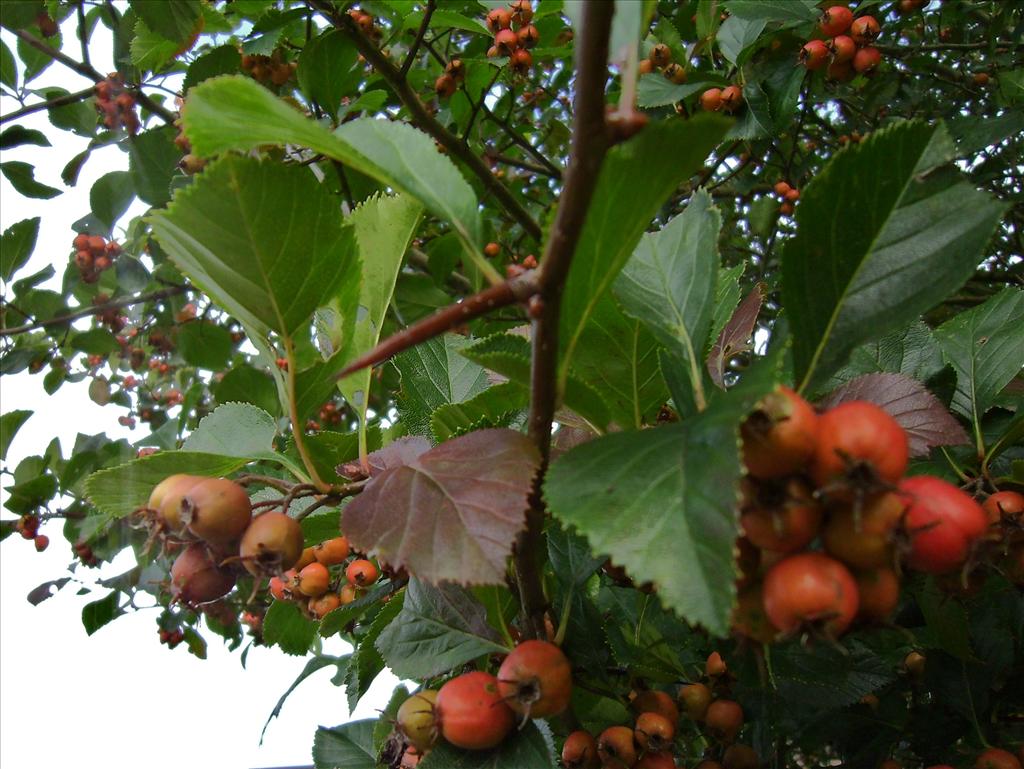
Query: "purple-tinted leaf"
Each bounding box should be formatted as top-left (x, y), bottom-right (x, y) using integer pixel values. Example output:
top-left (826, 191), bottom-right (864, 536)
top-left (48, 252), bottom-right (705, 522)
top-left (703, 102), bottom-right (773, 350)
top-left (337, 435), bottom-right (430, 479)
top-left (708, 283), bottom-right (764, 387)
top-left (343, 429), bottom-right (540, 585)
top-left (819, 373), bottom-right (970, 457)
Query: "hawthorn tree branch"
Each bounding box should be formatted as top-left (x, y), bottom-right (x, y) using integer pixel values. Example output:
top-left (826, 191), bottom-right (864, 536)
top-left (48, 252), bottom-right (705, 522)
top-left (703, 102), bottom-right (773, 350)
top-left (516, 0), bottom-right (615, 640)
top-left (11, 30), bottom-right (177, 125)
top-left (0, 86), bottom-right (95, 124)
top-left (309, 0), bottom-right (543, 241)
top-left (0, 286), bottom-right (189, 337)
top-left (335, 271), bottom-right (539, 379)
top-left (400, 0), bottom-right (435, 79)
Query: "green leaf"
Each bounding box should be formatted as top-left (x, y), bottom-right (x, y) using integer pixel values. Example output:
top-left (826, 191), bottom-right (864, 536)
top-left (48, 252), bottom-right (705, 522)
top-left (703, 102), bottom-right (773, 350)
top-left (717, 15), bottom-right (766, 65)
top-left (182, 402), bottom-right (276, 458)
top-left (375, 579), bottom-right (507, 679)
top-left (570, 297), bottom-right (669, 428)
top-left (300, 428), bottom-right (382, 486)
top-left (297, 30), bottom-right (359, 117)
top-left (559, 116), bottom-right (729, 394)
top-left (419, 721), bottom-right (557, 769)
top-left (914, 578), bottom-right (973, 660)
top-left (825, 321), bottom-right (946, 392)
top-left (723, 0), bottom-right (817, 22)
top-left (319, 580), bottom-right (393, 638)
top-left (708, 263), bottom-right (745, 353)
top-left (129, 0), bottom-right (201, 44)
top-left (130, 18), bottom-right (180, 72)
top-left (337, 194), bottom-right (423, 440)
top-left (128, 125), bottom-right (182, 206)
top-left (176, 321), bottom-right (234, 370)
top-left (394, 334), bottom-right (490, 439)
top-left (0, 217), bottom-right (40, 281)
top-left (263, 599), bottom-right (318, 656)
top-left (768, 641), bottom-right (898, 714)
top-left (0, 1), bottom-right (44, 31)
top-left (614, 190), bottom-right (721, 411)
top-left (313, 720), bottom-right (377, 769)
top-left (183, 44), bottom-right (241, 93)
top-left (0, 38), bottom-right (16, 89)
top-left (782, 120), bottom-right (1008, 393)
top-left (84, 451), bottom-right (248, 521)
top-left (149, 155), bottom-right (357, 339)
top-left (934, 288), bottom-right (1024, 423)
top-left (182, 75), bottom-right (482, 251)
top-left (70, 329), bottom-right (119, 355)
top-left (636, 74), bottom-right (708, 108)
top-left (0, 125), bottom-right (50, 149)
top-left (90, 171), bottom-right (135, 232)
top-left (405, 8), bottom-right (490, 36)
top-left (214, 365), bottom-right (280, 416)
top-left (544, 398), bottom-right (754, 636)
top-left (461, 333), bottom-right (613, 431)
top-left (81, 591), bottom-right (122, 635)
top-left (430, 382), bottom-right (528, 442)
top-left (1, 161), bottom-right (61, 199)
top-left (345, 594), bottom-right (402, 711)
top-left (0, 410), bottom-right (33, 461)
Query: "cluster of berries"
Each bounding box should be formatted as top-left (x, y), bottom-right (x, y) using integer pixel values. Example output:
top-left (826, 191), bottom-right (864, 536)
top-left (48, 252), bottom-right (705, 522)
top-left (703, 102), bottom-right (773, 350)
top-left (158, 627), bottom-right (185, 649)
top-left (240, 52), bottom-right (296, 86)
top-left (268, 537), bottom-right (382, 619)
top-left (94, 74), bottom-right (139, 134)
top-left (347, 7), bottom-right (381, 39)
top-left (74, 539), bottom-right (98, 566)
top-left (15, 514), bottom-right (48, 553)
top-left (731, 388), bottom-right (1021, 646)
top-left (800, 5), bottom-right (882, 81)
top-left (562, 654), bottom-right (752, 769)
top-left (504, 251), bottom-right (538, 279)
top-left (306, 400), bottom-right (345, 433)
top-left (483, 0), bottom-right (538, 76)
top-left (772, 180), bottom-right (800, 216)
top-left (71, 233), bottom-right (121, 284)
top-left (434, 59), bottom-right (466, 99)
top-left (391, 639), bottom-right (571, 766)
top-left (145, 475), bottom-right (298, 608)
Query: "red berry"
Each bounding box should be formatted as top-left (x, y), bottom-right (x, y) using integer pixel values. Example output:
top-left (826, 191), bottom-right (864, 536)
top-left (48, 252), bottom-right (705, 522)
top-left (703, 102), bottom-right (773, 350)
top-left (700, 88), bottom-right (723, 112)
top-left (901, 475), bottom-right (988, 574)
top-left (345, 558), bottom-right (379, 586)
top-left (850, 16), bottom-right (881, 45)
top-left (853, 47), bottom-right (881, 74)
top-left (812, 401), bottom-right (908, 500)
top-left (561, 731), bottom-right (600, 769)
top-left (485, 8), bottom-right (512, 33)
top-left (800, 40), bottom-right (830, 71)
top-left (741, 386), bottom-right (818, 479)
top-left (829, 35), bottom-right (856, 63)
top-left (436, 671), bottom-right (515, 750)
top-left (819, 5), bottom-right (853, 36)
top-left (763, 552), bottom-right (859, 637)
top-left (494, 28), bottom-right (518, 55)
top-left (705, 698), bottom-right (744, 744)
top-left (496, 640), bottom-right (572, 718)
top-left (597, 725), bottom-right (637, 768)
top-left (34, 534), bottom-right (49, 552)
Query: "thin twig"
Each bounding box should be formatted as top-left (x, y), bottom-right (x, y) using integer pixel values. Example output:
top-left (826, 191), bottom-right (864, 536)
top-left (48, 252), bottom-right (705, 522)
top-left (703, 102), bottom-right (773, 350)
top-left (0, 86), bottom-right (95, 124)
top-left (335, 270), bottom-right (540, 379)
top-left (309, 0), bottom-right (543, 242)
top-left (400, 0), bottom-right (435, 79)
top-left (0, 286), bottom-right (188, 337)
top-left (516, 0), bottom-right (615, 640)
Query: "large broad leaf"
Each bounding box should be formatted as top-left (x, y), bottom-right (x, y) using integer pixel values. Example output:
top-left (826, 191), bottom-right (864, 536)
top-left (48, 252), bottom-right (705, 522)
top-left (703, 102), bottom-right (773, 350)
top-left (0, 410), bottom-right (32, 461)
top-left (544, 395), bottom-right (754, 636)
top-left (430, 382), bottom-right (529, 442)
top-left (818, 373), bottom-right (970, 458)
top-left (461, 333), bottom-right (613, 431)
top-left (570, 297), bottom-right (669, 428)
top-left (375, 579), bottom-right (507, 679)
top-left (182, 75), bottom-right (481, 249)
top-left (149, 155), bottom-right (357, 339)
top-left (723, 0), bottom-right (818, 22)
top-left (614, 191), bottom-right (722, 412)
top-left (343, 429), bottom-right (540, 585)
top-left (297, 30), bottom-right (360, 117)
top-left (263, 599), bottom-right (318, 656)
top-left (84, 451), bottom-right (249, 521)
top-left (128, 126), bottom-right (181, 207)
top-left (782, 120), bottom-right (1007, 393)
top-left (394, 334), bottom-right (490, 439)
top-left (1, 161), bottom-right (61, 199)
top-left (419, 721), bottom-right (557, 769)
top-left (934, 288), bottom-right (1024, 424)
top-left (824, 321), bottom-right (947, 392)
top-left (182, 402), bottom-right (275, 457)
top-left (0, 217), bottom-right (39, 282)
top-left (559, 115), bottom-right (729, 391)
top-left (717, 16), bottom-right (766, 66)
top-left (335, 194), bottom-right (422, 442)
top-left (261, 654), bottom-right (350, 742)
top-left (129, 0), bottom-right (202, 44)
top-left (313, 720), bottom-right (377, 769)
top-left (767, 641), bottom-right (898, 714)
top-left (344, 594), bottom-right (402, 712)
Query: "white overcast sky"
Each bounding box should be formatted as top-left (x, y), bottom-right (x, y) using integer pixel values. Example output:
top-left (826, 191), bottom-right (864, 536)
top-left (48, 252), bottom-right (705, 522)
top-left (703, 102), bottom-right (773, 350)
top-left (0, 12), bottom-right (396, 769)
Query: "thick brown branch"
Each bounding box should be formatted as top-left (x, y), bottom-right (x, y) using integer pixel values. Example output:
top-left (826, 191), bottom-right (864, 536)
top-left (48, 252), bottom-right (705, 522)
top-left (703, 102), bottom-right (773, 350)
top-left (334, 271), bottom-right (538, 379)
top-left (309, 0), bottom-right (543, 242)
top-left (0, 87), bottom-right (95, 124)
top-left (516, 0), bottom-right (615, 640)
top-left (0, 286), bottom-right (188, 337)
